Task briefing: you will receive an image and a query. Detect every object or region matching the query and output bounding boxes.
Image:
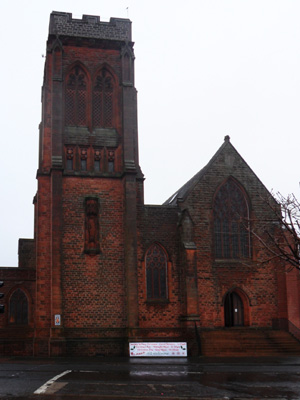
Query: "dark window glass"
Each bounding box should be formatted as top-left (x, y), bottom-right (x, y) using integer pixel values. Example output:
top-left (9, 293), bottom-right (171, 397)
top-left (146, 244), bottom-right (168, 300)
top-left (94, 149), bottom-right (101, 172)
top-left (66, 147), bottom-right (74, 171)
top-left (9, 289), bottom-right (28, 325)
top-left (94, 160), bottom-right (100, 172)
top-left (214, 179), bottom-right (250, 259)
top-left (160, 266), bottom-right (167, 298)
top-left (107, 150), bottom-right (115, 173)
top-left (80, 148), bottom-right (88, 171)
top-left (81, 159), bottom-right (87, 171)
top-left (66, 159), bottom-right (73, 170)
top-left (108, 161), bottom-right (114, 172)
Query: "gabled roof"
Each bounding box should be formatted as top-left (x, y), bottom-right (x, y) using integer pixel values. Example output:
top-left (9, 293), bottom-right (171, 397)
top-left (163, 135), bottom-right (269, 206)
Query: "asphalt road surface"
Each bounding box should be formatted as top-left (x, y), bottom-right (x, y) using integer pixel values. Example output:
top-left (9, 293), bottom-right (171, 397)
top-left (1, 356), bottom-right (300, 399)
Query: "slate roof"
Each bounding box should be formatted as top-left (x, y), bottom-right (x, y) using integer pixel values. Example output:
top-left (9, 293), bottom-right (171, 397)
top-left (163, 135), bottom-right (270, 206)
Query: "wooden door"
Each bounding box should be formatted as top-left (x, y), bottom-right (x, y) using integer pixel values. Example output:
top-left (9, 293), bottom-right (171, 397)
top-left (225, 291), bottom-right (244, 327)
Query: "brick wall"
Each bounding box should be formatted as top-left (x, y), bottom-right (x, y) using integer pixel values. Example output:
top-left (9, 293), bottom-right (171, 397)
top-left (177, 140), bottom-right (286, 328)
top-left (137, 205), bottom-right (184, 336)
top-left (61, 177), bottom-right (126, 329)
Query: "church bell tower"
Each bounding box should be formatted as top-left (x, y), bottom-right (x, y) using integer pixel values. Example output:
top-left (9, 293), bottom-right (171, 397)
top-left (34, 12), bottom-right (142, 356)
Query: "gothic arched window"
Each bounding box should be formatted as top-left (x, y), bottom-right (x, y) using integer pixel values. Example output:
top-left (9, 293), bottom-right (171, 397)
top-left (9, 289), bottom-right (28, 325)
top-left (93, 69), bottom-right (114, 128)
top-left (214, 179), bottom-right (250, 259)
top-left (65, 65), bottom-right (88, 126)
top-left (146, 244), bottom-right (168, 300)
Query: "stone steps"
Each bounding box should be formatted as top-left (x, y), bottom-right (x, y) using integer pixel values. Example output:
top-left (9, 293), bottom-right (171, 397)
top-left (200, 329), bottom-right (300, 357)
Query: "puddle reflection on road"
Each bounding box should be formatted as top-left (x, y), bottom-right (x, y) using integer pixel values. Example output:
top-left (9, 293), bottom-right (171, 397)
top-left (65, 370), bottom-right (300, 398)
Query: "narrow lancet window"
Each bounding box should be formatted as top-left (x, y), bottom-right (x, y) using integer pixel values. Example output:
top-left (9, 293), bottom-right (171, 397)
top-left (94, 149), bottom-right (101, 172)
top-left (66, 147), bottom-right (74, 170)
top-left (146, 244), bottom-right (168, 300)
top-left (80, 148), bottom-right (88, 171)
top-left (107, 150), bottom-right (115, 172)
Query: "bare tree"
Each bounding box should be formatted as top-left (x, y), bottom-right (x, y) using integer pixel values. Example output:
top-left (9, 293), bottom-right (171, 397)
top-left (250, 192), bottom-right (300, 270)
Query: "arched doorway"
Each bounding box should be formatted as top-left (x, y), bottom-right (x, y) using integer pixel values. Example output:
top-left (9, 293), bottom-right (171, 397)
top-left (224, 291), bottom-right (244, 327)
top-left (9, 289), bottom-right (28, 325)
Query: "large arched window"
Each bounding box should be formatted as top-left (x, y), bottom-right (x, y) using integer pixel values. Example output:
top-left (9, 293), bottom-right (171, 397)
top-left (214, 179), bottom-right (250, 259)
top-left (93, 69), bottom-right (114, 128)
top-left (65, 65), bottom-right (88, 126)
top-left (146, 244), bottom-right (168, 300)
top-left (9, 289), bottom-right (28, 325)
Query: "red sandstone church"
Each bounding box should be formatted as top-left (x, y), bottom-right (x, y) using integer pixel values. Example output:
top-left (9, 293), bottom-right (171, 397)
top-left (0, 11), bottom-right (300, 357)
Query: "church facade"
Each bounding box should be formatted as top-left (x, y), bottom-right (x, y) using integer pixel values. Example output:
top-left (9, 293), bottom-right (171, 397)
top-left (0, 12), bottom-right (300, 357)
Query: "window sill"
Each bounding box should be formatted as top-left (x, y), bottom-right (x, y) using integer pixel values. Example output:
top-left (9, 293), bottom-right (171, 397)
top-left (84, 248), bottom-right (100, 255)
top-left (146, 299), bottom-right (169, 305)
top-left (215, 258), bottom-right (251, 262)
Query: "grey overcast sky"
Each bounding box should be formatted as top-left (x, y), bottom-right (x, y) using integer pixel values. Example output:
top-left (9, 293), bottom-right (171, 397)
top-left (0, 0), bottom-right (300, 266)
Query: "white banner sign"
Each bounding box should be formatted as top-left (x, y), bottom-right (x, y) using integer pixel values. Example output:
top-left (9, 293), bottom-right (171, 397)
top-left (129, 342), bottom-right (187, 357)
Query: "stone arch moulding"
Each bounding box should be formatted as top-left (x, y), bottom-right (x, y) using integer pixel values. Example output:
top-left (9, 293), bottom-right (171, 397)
top-left (92, 63), bottom-right (120, 130)
top-left (142, 241), bottom-right (171, 262)
top-left (92, 62), bottom-right (118, 84)
top-left (143, 242), bottom-right (171, 302)
top-left (7, 286), bottom-right (33, 309)
top-left (64, 60), bottom-right (91, 82)
top-left (222, 287), bottom-right (251, 327)
top-left (212, 176), bottom-right (251, 211)
top-left (64, 61), bottom-right (91, 129)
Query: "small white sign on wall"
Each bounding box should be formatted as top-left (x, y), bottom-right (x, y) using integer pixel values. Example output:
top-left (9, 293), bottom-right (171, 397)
top-left (129, 342), bottom-right (187, 357)
top-left (54, 314), bottom-right (61, 326)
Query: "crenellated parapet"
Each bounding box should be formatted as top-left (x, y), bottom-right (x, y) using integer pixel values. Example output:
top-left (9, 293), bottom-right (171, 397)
top-left (49, 11), bottom-right (132, 41)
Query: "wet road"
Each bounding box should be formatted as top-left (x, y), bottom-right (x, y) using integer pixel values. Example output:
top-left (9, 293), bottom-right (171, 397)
top-left (1, 356), bottom-right (300, 399)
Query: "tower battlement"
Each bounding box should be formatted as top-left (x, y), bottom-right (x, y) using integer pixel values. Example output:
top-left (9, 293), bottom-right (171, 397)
top-left (49, 11), bottom-right (132, 41)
